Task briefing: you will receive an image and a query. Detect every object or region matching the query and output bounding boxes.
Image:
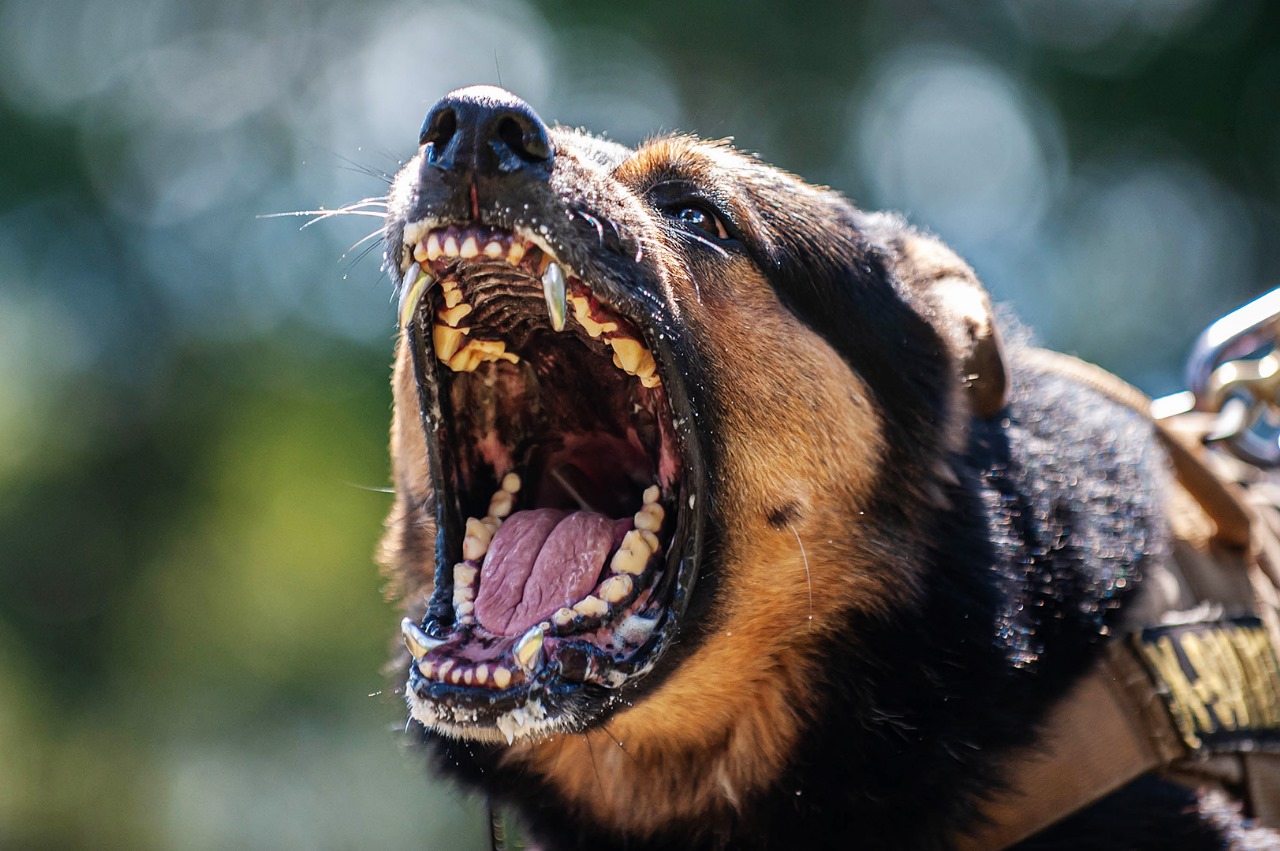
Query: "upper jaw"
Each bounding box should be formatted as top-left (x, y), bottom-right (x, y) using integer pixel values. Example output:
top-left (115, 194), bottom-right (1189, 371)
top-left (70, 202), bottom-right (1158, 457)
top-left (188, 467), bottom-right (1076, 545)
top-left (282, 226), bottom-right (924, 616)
top-left (391, 207), bottom-right (711, 741)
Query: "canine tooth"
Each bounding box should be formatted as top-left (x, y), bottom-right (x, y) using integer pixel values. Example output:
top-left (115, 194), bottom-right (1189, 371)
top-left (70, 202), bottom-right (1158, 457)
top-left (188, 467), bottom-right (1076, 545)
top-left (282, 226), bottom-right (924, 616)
top-left (493, 667), bottom-right (512, 689)
top-left (639, 529), bottom-right (661, 553)
top-left (572, 595), bottom-right (608, 617)
top-left (508, 242), bottom-right (526, 265)
top-left (460, 235), bottom-right (479, 258)
top-left (444, 235), bottom-right (459, 257)
top-left (398, 264), bottom-right (433, 328)
top-left (610, 338), bottom-right (645, 374)
top-left (536, 252), bottom-right (551, 275)
top-left (599, 574), bottom-right (633, 604)
top-left (513, 626), bottom-right (544, 672)
top-left (444, 289), bottom-right (463, 308)
top-left (413, 242), bottom-right (429, 263)
top-left (426, 233), bottom-right (442, 260)
top-left (541, 262), bottom-right (568, 332)
top-left (437, 660), bottom-right (455, 679)
top-left (642, 485), bottom-right (660, 505)
top-left (489, 489), bottom-right (515, 519)
top-left (502, 472), bottom-right (522, 494)
top-left (610, 532), bottom-right (651, 575)
top-left (440, 303), bottom-right (473, 327)
top-left (475, 664), bottom-right (490, 684)
top-left (484, 240), bottom-right (503, 258)
top-left (401, 617), bottom-right (443, 660)
top-left (433, 324), bottom-right (466, 362)
top-left (552, 607), bottom-right (576, 627)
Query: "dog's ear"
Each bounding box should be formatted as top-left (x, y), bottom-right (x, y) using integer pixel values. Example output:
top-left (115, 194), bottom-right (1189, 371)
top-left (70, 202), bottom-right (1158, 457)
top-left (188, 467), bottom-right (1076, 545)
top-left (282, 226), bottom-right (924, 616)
top-left (881, 225), bottom-right (1009, 419)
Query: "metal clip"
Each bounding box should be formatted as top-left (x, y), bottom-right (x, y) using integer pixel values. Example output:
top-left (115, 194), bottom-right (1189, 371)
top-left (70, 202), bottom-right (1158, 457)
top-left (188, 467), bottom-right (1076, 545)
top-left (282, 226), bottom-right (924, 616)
top-left (1185, 287), bottom-right (1280, 466)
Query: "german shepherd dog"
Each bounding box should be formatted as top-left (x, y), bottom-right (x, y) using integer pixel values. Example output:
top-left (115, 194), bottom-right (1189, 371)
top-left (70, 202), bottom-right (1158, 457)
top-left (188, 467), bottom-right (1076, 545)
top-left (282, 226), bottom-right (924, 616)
top-left (378, 86), bottom-right (1276, 849)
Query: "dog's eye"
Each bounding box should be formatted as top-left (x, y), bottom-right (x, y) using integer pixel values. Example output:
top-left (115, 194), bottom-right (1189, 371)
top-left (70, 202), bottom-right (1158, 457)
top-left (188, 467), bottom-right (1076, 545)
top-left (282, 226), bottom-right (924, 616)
top-left (667, 204), bottom-right (730, 241)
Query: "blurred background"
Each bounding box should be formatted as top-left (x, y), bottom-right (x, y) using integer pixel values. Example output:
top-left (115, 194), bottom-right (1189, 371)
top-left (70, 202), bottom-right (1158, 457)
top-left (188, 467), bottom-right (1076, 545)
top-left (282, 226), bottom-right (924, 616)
top-left (2, 0), bottom-right (1279, 847)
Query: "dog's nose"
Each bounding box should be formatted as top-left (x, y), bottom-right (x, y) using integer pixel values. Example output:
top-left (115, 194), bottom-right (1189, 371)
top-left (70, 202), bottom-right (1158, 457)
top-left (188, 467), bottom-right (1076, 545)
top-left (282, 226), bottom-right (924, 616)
top-left (419, 85), bottom-right (552, 180)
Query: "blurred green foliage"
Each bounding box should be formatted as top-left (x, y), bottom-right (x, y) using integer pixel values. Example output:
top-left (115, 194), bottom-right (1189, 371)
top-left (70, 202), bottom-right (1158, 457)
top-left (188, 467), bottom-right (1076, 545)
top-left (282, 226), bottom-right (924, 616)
top-left (1, 0), bottom-right (1279, 847)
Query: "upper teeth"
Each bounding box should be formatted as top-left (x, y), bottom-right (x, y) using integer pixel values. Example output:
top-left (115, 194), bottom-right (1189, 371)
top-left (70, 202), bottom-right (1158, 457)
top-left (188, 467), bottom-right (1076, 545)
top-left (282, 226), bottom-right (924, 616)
top-left (403, 226), bottom-right (662, 388)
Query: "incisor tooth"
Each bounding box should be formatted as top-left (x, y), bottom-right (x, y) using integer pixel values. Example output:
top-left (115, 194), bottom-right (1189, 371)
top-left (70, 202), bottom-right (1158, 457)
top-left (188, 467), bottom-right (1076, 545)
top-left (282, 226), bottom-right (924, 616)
top-left (450, 667), bottom-right (464, 684)
top-left (475, 664), bottom-right (490, 684)
top-left (426, 233), bottom-right (442, 260)
top-left (493, 667), bottom-right (512, 689)
top-left (572, 595), bottom-right (608, 617)
top-left (437, 660), bottom-right (455, 679)
top-left (419, 660), bottom-right (435, 678)
top-left (484, 240), bottom-right (503, 258)
top-left (443, 235), bottom-right (459, 256)
top-left (413, 242), bottom-right (429, 263)
top-left (610, 337), bottom-right (645, 373)
top-left (460, 235), bottom-right (478, 258)
top-left (599, 574), bottom-right (633, 604)
top-left (433, 324), bottom-right (466, 362)
top-left (513, 626), bottom-right (544, 672)
top-left (463, 669), bottom-right (474, 685)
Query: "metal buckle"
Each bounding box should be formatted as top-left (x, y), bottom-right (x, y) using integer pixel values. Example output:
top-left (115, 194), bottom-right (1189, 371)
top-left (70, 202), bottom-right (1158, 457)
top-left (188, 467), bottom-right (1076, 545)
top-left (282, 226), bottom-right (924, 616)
top-left (1185, 287), bottom-right (1280, 467)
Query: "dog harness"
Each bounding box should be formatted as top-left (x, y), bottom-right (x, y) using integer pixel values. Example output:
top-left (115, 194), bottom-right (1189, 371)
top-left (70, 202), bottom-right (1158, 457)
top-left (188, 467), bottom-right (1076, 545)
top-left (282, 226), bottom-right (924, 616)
top-left (957, 348), bottom-right (1280, 850)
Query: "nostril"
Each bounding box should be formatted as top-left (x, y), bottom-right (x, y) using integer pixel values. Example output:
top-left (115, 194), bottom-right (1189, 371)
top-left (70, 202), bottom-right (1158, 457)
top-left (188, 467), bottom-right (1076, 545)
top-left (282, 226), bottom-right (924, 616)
top-left (496, 113), bottom-right (551, 163)
top-left (420, 108), bottom-right (458, 150)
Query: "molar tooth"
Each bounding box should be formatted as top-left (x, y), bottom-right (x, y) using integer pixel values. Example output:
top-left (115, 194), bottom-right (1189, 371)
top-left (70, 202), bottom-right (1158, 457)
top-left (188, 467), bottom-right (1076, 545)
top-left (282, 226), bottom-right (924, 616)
top-left (513, 626), bottom-right (544, 672)
top-left (552, 607), bottom-right (576, 627)
top-left (599, 574), bottom-right (633, 604)
top-left (642, 485), bottom-right (660, 505)
top-left (454, 562), bottom-right (477, 587)
top-left (460, 235), bottom-right (479, 258)
top-left (439, 303), bottom-right (473, 327)
top-left (433, 324), bottom-right (466, 363)
top-left (638, 529), bottom-right (661, 554)
top-left (610, 530), bottom-right (652, 575)
top-left (502, 472), bottom-right (522, 494)
top-left (457, 601), bottom-right (474, 616)
top-left (475, 664), bottom-right (490, 685)
top-left (639, 373), bottom-right (663, 388)
top-left (541, 262), bottom-right (568, 332)
top-left (443, 235), bottom-right (459, 257)
top-left (484, 240), bottom-right (503, 258)
top-left (572, 595), bottom-right (608, 618)
top-left (492, 667), bottom-right (512, 689)
top-left (635, 503), bottom-right (665, 532)
top-left (463, 517), bottom-right (494, 561)
top-left (398, 264), bottom-right (433, 329)
top-left (401, 617), bottom-right (443, 660)
top-left (444, 289), bottom-right (463, 308)
top-left (610, 337), bottom-right (645, 374)
top-left (507, 242), bottom-right (526, 265)
top-left (426, 233), bottom-right (442, 260)
top-left (489, 489), bottom-right (515, 519)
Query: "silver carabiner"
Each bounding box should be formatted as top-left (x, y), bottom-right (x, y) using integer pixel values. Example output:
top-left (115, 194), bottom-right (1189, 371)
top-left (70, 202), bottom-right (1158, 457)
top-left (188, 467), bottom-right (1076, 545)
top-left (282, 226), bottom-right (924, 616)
top-left (1184, 286), bottom-right (1280, 467)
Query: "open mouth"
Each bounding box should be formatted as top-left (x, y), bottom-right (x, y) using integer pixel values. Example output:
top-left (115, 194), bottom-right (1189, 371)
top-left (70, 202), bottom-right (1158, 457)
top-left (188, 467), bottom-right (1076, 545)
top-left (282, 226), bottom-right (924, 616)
top-left (397, 221), bottom-right (702, 741)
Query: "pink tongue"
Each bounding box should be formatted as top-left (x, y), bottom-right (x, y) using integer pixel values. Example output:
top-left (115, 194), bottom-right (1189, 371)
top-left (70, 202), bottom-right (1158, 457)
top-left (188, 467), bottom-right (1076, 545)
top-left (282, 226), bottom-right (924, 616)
top-left (474, 509), bottom-right (616, 635)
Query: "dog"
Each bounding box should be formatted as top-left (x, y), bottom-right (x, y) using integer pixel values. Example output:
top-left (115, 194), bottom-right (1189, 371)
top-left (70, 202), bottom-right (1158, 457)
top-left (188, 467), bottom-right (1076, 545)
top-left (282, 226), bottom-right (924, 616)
top-left (376, 85), bottom-right (1280, 849)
